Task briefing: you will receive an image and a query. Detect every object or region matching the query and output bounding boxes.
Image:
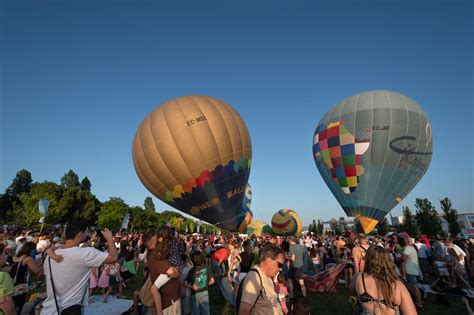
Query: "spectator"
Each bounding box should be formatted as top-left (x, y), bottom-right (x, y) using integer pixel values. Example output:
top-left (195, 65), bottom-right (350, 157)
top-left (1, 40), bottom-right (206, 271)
top-left (288, 236), bottom-right (307, 297)
top-left (40, 221), bottom-right (118, 314)
top-left (147, 231), bottom-right (181, 314)
top-left (0, 271), bottom-right (16, 315)
top-left (185, 251), bottom-right (214, 315)
top-left (414, 238), bottom-right (430, 276)
top-left (9, 242), bottom-right (43, 313)
top-left (398, 237), bottom-right (420, 285)
top-left (353, 235), bottom-right (370, 274)
top-left (236, 244), bottom-right (285, 315)
top-left (356, 246), bottom-right (416, 315)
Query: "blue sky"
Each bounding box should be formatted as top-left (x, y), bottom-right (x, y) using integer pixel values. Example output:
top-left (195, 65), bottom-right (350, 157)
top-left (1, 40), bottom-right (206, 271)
top-left (2, 0), bottom-right (473, 226)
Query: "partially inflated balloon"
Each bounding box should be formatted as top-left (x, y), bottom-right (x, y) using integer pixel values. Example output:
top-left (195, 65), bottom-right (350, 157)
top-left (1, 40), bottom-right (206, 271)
top-left (312, 90), bottom-right (433, 233)
top-left (247, 220), bottom-right (272, 237)
top-left (238, 184), bottom-right (253, 233)
top-left (132, 96), bottom-right (252, 231)
top-left (271, 208), bottom-right (303, 236)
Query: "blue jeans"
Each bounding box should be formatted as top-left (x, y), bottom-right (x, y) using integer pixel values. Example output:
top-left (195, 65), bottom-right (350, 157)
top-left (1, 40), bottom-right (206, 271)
top-left (406, 274), bottom-right (418, 285)
top-left (191, 290), bottom-right (210, 315)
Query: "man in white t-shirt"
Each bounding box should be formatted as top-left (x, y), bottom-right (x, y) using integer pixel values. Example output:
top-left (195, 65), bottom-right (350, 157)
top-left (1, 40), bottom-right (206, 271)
top-left (414, 238), bottom-right (430, 276)
top-left (41, 221), bottom-right (119, 315)
top-left (399, 236), bottom-right (420, 285)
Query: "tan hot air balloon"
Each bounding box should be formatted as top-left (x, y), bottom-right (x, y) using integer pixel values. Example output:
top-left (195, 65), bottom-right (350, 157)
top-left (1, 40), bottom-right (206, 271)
top-left (132, 96), bottom-right (252, 231)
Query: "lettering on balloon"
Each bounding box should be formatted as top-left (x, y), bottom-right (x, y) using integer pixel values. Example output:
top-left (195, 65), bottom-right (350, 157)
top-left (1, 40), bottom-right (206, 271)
top-left (227, 185), bottom-right (246, 199)
top-left (372, 125), bottom-right (390, 131)
top-left (389, 136), bottom-right (432, 177)
top-left (190, 197), bottom-right (220, 215)
top-left (186, 115), bottom-right (207, 126)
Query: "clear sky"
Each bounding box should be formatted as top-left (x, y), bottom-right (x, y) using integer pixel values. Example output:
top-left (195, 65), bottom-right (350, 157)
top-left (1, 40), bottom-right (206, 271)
top-left (2, 0), bottom-right (473, 226)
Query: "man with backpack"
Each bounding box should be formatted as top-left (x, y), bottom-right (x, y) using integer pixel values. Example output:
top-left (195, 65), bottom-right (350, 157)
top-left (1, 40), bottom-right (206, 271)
top-left (353, 234), bottom-right (370, 273)
top-left (236, 245), bottom-right (285, 315)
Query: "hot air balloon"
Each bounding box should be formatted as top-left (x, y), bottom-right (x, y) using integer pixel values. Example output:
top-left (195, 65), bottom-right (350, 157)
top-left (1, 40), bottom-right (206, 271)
top-left (247, 220), bottom-right (272, 237)
top-left (271, 208), bottom-right (303, 236)
top-left (238, 184), bottom-right (253, 233)
top-left (132, 96), bottom-right (252, 231)
top-left (312, 90), bottom-right (433, 234)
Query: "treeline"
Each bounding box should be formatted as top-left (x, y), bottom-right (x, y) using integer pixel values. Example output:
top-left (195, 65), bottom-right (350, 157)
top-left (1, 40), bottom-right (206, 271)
top-left (0, 169), bottom-right (219, 234)
top-left (307, 197), bottom-right (461, 238)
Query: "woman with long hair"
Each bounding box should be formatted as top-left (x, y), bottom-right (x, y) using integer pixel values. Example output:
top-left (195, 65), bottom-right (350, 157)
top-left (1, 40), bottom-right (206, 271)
top-left (356, 246), bottom-right (416, 315)
top-left (147, 229), bottom-right (181, 314)
top-left (9, 242), bottom-right (43, 313)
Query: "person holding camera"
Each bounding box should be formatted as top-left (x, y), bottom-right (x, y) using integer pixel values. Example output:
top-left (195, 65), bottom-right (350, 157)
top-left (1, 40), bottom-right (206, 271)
top-left (41, 220), bottom-right (118, 315)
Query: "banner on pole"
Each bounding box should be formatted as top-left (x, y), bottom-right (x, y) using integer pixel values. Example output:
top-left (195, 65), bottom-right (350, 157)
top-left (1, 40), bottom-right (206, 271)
top-left (121, 212), bottom-right (131, 230)
top-left (39, 199), bottom-right (49, 215)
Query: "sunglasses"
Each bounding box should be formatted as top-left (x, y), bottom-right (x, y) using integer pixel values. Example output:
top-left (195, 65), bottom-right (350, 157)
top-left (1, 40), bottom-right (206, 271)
top-left (277, 261), bottom-right (284, 268)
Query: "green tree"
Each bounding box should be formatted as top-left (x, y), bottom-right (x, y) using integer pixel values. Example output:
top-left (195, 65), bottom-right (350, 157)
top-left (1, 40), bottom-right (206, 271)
top-left (414, 198), bottom-right (442, 236)
top-left (98, 197), bottom-right (130, 230)
top-left (339, 217), bottom-right (348, 232)
top-left (308, 223), bottom-right (313, 234)
top-left (399, 206), bottom-right (420, 237)
top-left (441, 197), bottom-right (461, 237)
top-left (6, 169), bottom-right (33, 198)
top-left (311, 219), bottom-right (317, 234)
top-left (170, 216), bottom-right (185, 232)
top-left (376, 217), bottom-right (390, 236)
top-left (317, 220), bottom-right (324, 235)
top-left (81, 177), bottom-right (91, 192)
top-left (329, 219), bottom-right (341, 235)
top-left (144, 197), bottom-right (155, 212)
top-left (1, 169), bottom-right (33, 221)
top-left (61, 170), bottom-right (80, 190)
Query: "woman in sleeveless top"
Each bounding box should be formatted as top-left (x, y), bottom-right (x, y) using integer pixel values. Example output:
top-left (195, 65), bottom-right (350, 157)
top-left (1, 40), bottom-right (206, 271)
top-left (356, 246), bottom-right (416, 315)
top-left (10, 242), bottom-right (43, 313)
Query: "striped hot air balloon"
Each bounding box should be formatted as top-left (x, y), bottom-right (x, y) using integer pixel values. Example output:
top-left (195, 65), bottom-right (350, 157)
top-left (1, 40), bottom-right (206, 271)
top-left (132, 96), bottom-right (252, 231)
top-left (271, 208), bottom-right (303, 237)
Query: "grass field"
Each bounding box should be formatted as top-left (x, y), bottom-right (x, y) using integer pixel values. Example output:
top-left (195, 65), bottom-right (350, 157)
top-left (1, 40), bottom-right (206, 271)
top-left (208, 282), bottom-right (470, 315)
top-left (28, 263), bottom-right (471, 315)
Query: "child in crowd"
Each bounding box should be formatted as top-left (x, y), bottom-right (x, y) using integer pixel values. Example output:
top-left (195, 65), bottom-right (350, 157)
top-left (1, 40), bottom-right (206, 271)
top-left (275, 273), bottom-right (289, 314)
top-left (89, 267), bottom-right (98, 303)
top-left (185, 251), bottom-right (214, 315)
top-left (105, 260), bottom-right (123, 300)
top-left (97, 264), bottom-right (110, 302)
top-left (310, 247), bottom-right (321, 273)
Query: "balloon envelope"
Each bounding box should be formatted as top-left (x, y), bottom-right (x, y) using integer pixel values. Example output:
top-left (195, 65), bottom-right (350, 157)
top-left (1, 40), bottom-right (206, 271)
top-left (247, 220), bottom-right (272, 237)
top-left (132, 96), bottom-right (252, 231)
top-left (271, 208), bottom-right (303, 236)
top-left (238, 184), bottom-right (253, 233)
top-left (312, 90), bottom-right (433, 233)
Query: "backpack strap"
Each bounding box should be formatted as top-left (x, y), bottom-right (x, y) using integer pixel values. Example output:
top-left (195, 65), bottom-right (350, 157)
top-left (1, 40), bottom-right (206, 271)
top-left (48, 257), bottom-right (61, 314)
top-left (235, 268), bottom-right (265, 314)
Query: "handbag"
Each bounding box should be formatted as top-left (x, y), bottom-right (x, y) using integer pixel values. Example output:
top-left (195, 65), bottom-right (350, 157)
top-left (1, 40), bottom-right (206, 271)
top-left (49, 257), bottom-right (87, 315)
top-left (138, 275), bottom-right (154, 307)
top-left (11, 257), bottom-right (28, 297)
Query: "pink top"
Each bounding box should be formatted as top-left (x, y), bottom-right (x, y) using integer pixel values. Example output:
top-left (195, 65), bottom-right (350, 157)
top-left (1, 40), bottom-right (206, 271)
top-left (275, 283), bottom-right (289, 314)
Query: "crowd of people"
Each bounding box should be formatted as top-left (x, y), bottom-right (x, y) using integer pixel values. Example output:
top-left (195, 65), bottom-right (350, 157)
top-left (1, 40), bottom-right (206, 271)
top-left (0, 222), bottom-right (474, 314)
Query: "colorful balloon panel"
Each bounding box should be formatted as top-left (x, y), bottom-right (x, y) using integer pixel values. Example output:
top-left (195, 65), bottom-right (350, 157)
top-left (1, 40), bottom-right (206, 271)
top-left (132, 96), bottom-right (252, 231)
top-left (271, 208), bottom-right (303, 236)
top-left (237, 184), bottom-right (253, 233)
top-left (313, 90), bottom-right (433, 233)
top-left (247, 220), bottom-right (272, 237)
